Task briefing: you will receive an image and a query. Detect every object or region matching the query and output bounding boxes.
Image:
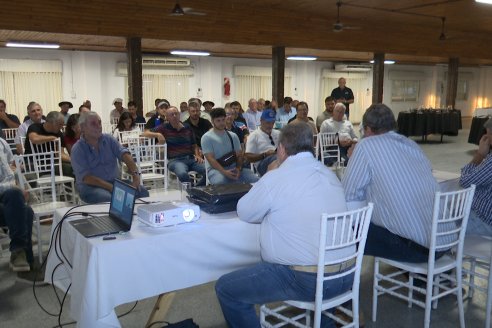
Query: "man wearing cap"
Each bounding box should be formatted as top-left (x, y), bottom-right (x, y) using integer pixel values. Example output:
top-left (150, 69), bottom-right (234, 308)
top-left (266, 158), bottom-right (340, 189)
top-left (460, 117), bottom-right (492, 235)
top-left (243, 98), bottom-right (261, 132)
top-left (59, 101), bottom-right (73, 124)
top-left (203, 101), bottom-right (214, 114)
top-left (0, 100), bottom-right (20, 140)
top-left (109, 98), bottom-right (126, 123)
top-left (145, 100), bottom-right (169, 130)
top-left (245, 109), bottom-right (280, 176)
top-left (276, 97), bottom-right (296, 123)
top-left (184, 101), bottom-right (212, 149)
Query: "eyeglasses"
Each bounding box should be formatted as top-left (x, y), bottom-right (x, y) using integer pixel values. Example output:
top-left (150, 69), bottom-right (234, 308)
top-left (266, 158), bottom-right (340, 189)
top-left (268, 134), bottom-right (275, 146)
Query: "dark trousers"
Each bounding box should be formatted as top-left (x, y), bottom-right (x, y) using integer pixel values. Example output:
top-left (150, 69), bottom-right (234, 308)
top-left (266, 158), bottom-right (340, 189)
top-left (365, 223), bottom-right (445, 263)
top-left (0, 188), bottom-right (34, 263)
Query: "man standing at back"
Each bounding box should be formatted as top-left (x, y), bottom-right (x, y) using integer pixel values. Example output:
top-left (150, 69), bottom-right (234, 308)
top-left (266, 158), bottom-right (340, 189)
top-left (331, 77), bottom-right (354, 119)
top-left (342, 104), bottom-right (438, 262)
top-left (215, 123), bottom-right (351, 327)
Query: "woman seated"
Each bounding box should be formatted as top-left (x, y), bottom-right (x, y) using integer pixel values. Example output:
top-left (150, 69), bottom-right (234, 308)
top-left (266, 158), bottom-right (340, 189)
top-left (113, 111), bottom-right (140, 143)
top-left (64, 113), bottom-right (81, 154)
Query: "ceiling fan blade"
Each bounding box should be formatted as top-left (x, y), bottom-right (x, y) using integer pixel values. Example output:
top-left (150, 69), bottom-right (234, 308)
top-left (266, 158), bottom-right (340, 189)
top-left (183, 7), bottom-right (207, 16)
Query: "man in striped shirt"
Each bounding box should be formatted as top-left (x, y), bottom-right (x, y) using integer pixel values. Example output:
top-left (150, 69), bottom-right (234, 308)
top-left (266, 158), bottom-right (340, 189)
top-left (143, 106), bottom-right (206, 186)
top-left (460, 118), bottom-right (492, 235)
top-left (342, 104), bottom-right (441, 263)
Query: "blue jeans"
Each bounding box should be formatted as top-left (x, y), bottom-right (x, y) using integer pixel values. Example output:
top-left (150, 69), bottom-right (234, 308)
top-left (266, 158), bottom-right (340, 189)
top-left (364, 223), bottom-right (446, 263)
top-left (208, 166), bottom-right (259, 185)
top-left (466, 210), bottom-right (492, 236)
top-left (77, 180), bottom-right (149, 204)
top-left (0, 188), bottom-right (34, 263)
top-left (256, 155), bottom-right (277, 176)
top-left (168, 155), bottom-right (206, 186)
top-left (215, 262), bottom-right (354, 328)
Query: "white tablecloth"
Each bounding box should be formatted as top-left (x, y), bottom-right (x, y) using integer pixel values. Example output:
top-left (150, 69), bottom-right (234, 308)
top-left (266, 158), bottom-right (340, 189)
top-left (45, 190), bottom-right (261, 328)
top-left (474, 107), bottom-right (492, 117)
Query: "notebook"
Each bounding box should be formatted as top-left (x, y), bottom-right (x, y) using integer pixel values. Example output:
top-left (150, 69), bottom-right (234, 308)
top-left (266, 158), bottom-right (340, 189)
top-left (69, 179), bottom-right (138, 238)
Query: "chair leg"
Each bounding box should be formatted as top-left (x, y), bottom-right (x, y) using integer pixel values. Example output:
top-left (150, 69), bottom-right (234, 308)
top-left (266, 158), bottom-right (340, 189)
top-left (372, 258), bottom-right (379, 322)
top-left (424, 273), bottom-right (434, 328)
top-left (408, 273), bottom-right (414, 308)
top-left (305, 309), bottom-right (311, 327)
top-left (36, 214), bottom-right (42, 264)
top-left (469, 258), bottom-right (477, 298)
top-left (485, 259), bottom-right (492, 328)
top-left (456, 267), bottom-right (466, 328)
top-left (432, 274), bottom-right (440, 309)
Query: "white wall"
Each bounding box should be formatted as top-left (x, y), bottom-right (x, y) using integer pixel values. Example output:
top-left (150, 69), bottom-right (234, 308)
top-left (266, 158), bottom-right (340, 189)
top-left (1, 47), bottom-right (491, 125)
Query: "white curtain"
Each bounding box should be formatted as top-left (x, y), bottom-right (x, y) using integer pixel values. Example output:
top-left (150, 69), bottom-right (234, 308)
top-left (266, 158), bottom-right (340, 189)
top-left (320, 71), bottom-right (371, 124)
top-left (142, 71), bottom-right (191, 112)
top-left (0, 59), bottom-right (62, 119)
top-left (234, 66), bottom-right (291, 108)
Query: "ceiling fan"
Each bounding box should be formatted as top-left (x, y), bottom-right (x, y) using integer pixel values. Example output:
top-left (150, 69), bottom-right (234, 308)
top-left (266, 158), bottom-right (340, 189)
top-left (333, 1), bottom-right (359, 32)
top-left (169, 0), bottom-right (206, 16)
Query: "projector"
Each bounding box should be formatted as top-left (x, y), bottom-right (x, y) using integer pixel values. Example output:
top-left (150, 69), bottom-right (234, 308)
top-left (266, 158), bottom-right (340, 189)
top-left (137, 201), bottom-right (200, 227)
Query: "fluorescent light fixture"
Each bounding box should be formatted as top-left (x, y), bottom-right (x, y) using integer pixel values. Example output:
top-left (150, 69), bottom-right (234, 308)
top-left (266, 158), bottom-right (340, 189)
top-left (6, 41), bottom-right (60, 49)
top-left (476, 0), bottom-right (492, 4)
top-left (287, 56), bottom-right (317, 61)
top-left (170, 50), bottom-right (210, 56)
top-left (369, 60), bottom-right (395, 64)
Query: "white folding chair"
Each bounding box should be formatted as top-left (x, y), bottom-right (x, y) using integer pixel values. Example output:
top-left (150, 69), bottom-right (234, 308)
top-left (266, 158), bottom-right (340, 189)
top-left (14, 152), bottom-right (73, 263)
top-left (117, 130), bottom-right (141, 145)
top-left (136, 123), bottom-right (146, 132)
top-left (317, 132), bottom-right (340, 167)
top-left (260, 204), bottom-right (374, 328)
top-left (2, 127), bottom-right (18, 153)
top-left (462, 235), bottom-right (492, 328)
top-left (102, 123), bottom-right (115, 134)
top-left (29, 138), bottom-right (76, 203)
top-left (127, 141), bottom-right (168, 191)
top-left (372, 185), bottom-right (476, 328)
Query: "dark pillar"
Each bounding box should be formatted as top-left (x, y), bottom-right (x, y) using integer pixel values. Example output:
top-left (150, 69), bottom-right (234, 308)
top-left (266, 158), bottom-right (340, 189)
top-left (126, 37), bottom-right (143, 116)
top-left (372, 53), bottom-right (385, 104)
top-left (446, 57), bottom-right (459, 109)
top-left (272, 46), bottom-right (285, 106)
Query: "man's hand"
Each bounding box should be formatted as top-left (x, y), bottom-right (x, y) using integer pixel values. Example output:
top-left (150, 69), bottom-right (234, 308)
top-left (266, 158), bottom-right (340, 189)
top-left (223, 169), bottom-right (239, 180)
top-left (0, 111), bottom-right (8, 122)
top-left (347, 143), bottom-right (357, 158)
top-left (194, 155), bottom-right (204, 164)
top-left (478, 134), bottom-right (491, 157)
top-left (264, 149), bottom-right (276, 157)
top-left (339, 139), bottom-right (353, 147)
top-left (131, 175), bottom-right (141, 189)
top-left (267, 159), bottom-right (280, 171)
top-left (156, 134), bottom-right (165, 144)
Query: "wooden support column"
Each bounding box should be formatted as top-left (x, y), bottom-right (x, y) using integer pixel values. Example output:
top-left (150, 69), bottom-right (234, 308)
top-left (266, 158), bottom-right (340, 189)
top-left (446, 57), bottom-right (459, 109)
top-left (272, 46), bottom-right (285, 106)
top-left (126, 37), bottom-right (143, 116)
top-left (372, 53), bottom-right (385, 104)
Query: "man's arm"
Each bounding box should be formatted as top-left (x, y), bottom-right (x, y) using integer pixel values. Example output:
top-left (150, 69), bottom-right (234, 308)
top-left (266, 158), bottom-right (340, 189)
top-left (341, 143), bottom-right (371, 202)
top-left (460, 135), bottom-right (492, 188)
top-left (193, 144), bottom-right (204, 163)
top-left (28, 132), bottom-right (57, 144)
top-left (121, 152), bottom-right (141, 189)
top-left (0, 113), bottom-right (20, 128)
top-left (82, 175), bottom-right (114, 192)
top-left (237, 180), bottom-right (271, 223)
top-left (142, 130), bottom-right (165, 144)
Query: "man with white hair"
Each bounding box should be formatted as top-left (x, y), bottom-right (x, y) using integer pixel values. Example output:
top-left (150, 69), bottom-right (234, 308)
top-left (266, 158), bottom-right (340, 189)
top-left (243, 98), bottom-right (261, 132)
top-left (320, 103), bottom-right (358, 164)
top-left (109, 98), bottom-right (126, 123)
top-left (15, 102), bottom-right (45, 154)
top-left (71, 111), bottom-right (149, 203)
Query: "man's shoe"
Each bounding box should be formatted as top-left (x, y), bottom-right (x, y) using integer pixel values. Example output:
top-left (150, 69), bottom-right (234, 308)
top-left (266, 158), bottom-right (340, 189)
top-left (16, 264), bottom-right (48, 286)
top-left (10, 250), bottom-right (30, 272)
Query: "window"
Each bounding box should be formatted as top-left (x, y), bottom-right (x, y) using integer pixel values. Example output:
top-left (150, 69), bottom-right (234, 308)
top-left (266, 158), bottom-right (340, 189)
top-left (391, 80), bottom-right (419, 102)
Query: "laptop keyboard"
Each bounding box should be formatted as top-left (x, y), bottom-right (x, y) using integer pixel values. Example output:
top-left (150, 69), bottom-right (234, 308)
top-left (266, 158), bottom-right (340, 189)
top-left (91, 216), bottom-right (121, 232)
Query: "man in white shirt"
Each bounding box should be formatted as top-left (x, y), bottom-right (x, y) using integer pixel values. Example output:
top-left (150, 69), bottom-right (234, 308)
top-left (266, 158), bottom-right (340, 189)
top-left (320, 103), bottom-right (358, 164)
top-left (15, 102), bottom-right (45, 154)
top-left (243, 98), bottom-right (262, 132)
top-left (245, 109), bottom-right (280, 176)
top-left (215, 122), bottom-right (352, 327)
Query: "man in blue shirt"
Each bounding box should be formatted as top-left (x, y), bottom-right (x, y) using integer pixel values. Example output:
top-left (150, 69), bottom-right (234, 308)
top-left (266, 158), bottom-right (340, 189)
top-left (275, 97), bottom-right (296, 123)
top-left (71, 112), bottom-right (149, 203)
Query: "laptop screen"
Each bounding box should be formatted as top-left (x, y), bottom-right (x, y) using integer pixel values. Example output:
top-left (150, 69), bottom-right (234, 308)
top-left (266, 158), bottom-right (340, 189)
top-left (109, 179), bottom-right (138, 228)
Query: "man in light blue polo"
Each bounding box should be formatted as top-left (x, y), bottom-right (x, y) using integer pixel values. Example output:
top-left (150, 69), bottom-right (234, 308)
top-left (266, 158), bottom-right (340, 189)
top-left (275, 97), bottom-right (296, 123)
top-left (71, 112), bottom-right (148, 203)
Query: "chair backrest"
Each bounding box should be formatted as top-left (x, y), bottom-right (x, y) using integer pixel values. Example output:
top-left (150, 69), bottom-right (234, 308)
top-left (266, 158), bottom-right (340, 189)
top-left (317, 132), bottom-right (340, 164)
top-left (127, 141), bottom-right (167, 175)
top-left (136, 123), bottom-right (146, 132)
top-left (428, 185), bottom-right (475, 267)
top-left (118, 130), bottom-right (141, 144)
top-left (14, 152), bottom-right (56, 204)
top-left (2, 128), bottom-right (18, 153)
top-left (29, 138), bottom-right (64, 177)
top-left (314, 203), bottom-right (374, 327)
top-left (102, 124), bottom-right (114, 134)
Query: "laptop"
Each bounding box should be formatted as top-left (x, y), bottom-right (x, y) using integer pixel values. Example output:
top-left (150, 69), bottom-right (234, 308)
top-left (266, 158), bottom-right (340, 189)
top-left (70, 179), bottom-right (138, 238)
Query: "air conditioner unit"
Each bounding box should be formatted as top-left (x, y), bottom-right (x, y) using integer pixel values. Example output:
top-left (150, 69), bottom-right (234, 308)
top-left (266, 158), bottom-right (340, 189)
top-left (142, 56), bottom-right (190, 67)
top-left (334, 63), bottom-right (372, 72)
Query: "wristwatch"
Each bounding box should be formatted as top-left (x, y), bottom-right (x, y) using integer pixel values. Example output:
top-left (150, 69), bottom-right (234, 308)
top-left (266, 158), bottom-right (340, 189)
top-left (130, 171), bottom-right (141, 176)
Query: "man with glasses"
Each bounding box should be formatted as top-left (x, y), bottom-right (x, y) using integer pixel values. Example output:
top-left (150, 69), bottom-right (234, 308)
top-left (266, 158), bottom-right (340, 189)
top-left (245, 109), bottom-right (280, 176)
